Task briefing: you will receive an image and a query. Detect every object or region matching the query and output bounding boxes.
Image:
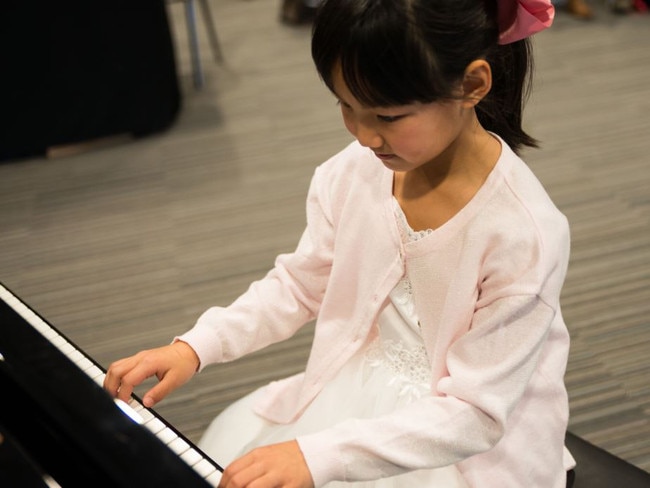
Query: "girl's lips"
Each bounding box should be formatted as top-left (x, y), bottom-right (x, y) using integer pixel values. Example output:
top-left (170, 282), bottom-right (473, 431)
top-left (374, 152), bottom-right (395, 160)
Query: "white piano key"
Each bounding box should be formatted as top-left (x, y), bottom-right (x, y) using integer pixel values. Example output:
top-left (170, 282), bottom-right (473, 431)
top-left (114, 399), bottom-right (144, 424)
top-left (128, 398), bottom-right (145, 413)
top-left (49, 334), bottom-right (68, 349)
top-left (37, 325), bottom-right (59, 341)
top-left (156, 426), bottom-right (178, 445)
top-left (86, 364), bottom-right (105, 381)
top-left (205, 470), bottom-right (221, 487)
top-left (143, 417), bottom-right (166, 435)
top-left (42, 474), bottom-right (63, 488)
top-left (67, 349), bottom-right (85, 365)
top-left (75, 356), bottom-right (95, 372)
top-left (167, 437), bottom-right (191, 456)
top-left (181, 448), bottom-right (204, 466)
top-left (58, 341), bottom-right (75, 355)
top-left (193, 458), bottom-right (217, 478)
top-left (139, 407), bottom-right (155, 423)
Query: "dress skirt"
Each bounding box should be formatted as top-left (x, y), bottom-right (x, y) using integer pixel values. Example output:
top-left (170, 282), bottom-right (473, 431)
top-left (198, 280), bottom-right (468, 487)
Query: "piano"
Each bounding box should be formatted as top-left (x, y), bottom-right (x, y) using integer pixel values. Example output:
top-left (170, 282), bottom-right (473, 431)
top-left (0, 281), bottom-right (223, 487)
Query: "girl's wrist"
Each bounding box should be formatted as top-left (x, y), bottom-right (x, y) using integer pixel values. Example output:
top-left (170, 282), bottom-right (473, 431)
top-left (173, 339), bottom-right (201, 372)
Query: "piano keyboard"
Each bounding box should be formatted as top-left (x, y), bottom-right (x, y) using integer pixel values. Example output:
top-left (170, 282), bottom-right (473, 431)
top-left (0, 282), bottom-right (223, 487)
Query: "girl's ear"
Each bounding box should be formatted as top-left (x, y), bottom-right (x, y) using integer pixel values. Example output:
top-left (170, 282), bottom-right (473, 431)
top-left (461, 60), bottom-right (492, 108)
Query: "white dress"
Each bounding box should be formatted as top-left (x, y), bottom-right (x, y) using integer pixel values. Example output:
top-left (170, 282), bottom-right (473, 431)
top-left (198, 200), bottom-right (468, 487)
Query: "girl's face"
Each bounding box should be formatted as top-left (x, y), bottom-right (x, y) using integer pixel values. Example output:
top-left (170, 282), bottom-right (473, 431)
top-left (331, 65), bottom-right (471, 173)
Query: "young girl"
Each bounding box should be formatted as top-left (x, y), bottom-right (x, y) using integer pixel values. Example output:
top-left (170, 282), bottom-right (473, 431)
top-left (105, 1), bottom-right (576, 486)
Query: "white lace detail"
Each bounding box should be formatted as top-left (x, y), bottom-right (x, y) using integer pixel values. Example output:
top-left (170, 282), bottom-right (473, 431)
top-left (390, 277), bottom-right (417, 322)
top-left (406, 227), bottom-right (434, 241)
top-left (392, 197), bottom-right (434, 243)
top-left (365, 339), bottom-right (431, 400)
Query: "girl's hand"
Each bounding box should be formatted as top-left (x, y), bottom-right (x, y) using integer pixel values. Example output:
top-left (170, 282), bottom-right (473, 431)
top-left (103, 340), bottom-right (199, 407)
top-left (218, 440), bottom-right (314, 488)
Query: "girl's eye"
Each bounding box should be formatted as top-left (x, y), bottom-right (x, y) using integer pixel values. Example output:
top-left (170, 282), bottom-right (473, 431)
top-left (377, 114), bottom-right (403, 123)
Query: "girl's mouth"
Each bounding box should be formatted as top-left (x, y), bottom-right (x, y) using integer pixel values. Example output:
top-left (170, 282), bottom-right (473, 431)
top-left (374, 152), bottom-right (395, 161)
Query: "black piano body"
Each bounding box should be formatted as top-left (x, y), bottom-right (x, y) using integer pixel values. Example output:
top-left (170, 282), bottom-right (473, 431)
top-left (0, 282), bottom-right (222, 487)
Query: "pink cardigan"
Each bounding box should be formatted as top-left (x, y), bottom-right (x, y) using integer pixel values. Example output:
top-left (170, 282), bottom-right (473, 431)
top-left (178, 139), bottom-right (574, 487)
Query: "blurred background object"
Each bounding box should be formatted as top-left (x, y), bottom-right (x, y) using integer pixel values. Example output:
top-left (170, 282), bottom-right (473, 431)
top-left (1, 2), bottom-right (181, 163)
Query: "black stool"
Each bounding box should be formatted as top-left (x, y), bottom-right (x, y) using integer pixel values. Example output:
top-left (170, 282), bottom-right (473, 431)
top-left (566, 431), bottom-right (650, 487)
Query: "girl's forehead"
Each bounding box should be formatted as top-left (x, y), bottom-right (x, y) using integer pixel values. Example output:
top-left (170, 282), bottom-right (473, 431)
top-left (329, 62), bottom-right (348, 94)
top-left (330, 62), bottom-right (400, 108)
top-left (331, 69), bottom-right (423, 111)
top-left (330, 64), bottom-right (358, 102)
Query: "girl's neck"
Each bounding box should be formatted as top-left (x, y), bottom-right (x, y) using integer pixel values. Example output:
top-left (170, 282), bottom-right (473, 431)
top-left (393, 128), bottom-right (501, 232)
top-left (427, 124), bottom-right (499, 182)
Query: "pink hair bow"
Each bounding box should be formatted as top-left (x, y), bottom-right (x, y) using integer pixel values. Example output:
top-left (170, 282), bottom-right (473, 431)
top-left (498, 0), bottom-right (555, 45)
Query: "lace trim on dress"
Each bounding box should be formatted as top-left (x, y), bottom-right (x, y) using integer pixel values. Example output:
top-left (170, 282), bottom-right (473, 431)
top-left (390, 277), bottom-right (417, 324)
top-left (392, 197), bottom-right (434, 242)
top-left (391, 198), bottom-right (430, 328)
top-left (365, 339), bottom-right (431, 400)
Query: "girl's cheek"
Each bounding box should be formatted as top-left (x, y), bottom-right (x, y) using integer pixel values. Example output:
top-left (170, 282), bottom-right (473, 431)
top-left (341, 113), bottom-right (356, 136)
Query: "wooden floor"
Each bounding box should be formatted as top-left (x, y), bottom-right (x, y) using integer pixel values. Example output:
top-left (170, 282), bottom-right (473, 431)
top-left (1, 0), bottom-right (649, 474)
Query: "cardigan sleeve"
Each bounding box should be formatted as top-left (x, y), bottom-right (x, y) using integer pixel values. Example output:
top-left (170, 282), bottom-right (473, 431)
top-left (177, 163), bottom-right (336, 369)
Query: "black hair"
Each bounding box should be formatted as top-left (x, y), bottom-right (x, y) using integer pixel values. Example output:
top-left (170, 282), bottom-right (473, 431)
top-left (311, 0), bottom-right (538, 153)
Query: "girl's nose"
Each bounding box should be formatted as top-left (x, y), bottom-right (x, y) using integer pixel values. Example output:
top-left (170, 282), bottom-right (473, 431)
top-left (354, 123), bottom-right (382, 149)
